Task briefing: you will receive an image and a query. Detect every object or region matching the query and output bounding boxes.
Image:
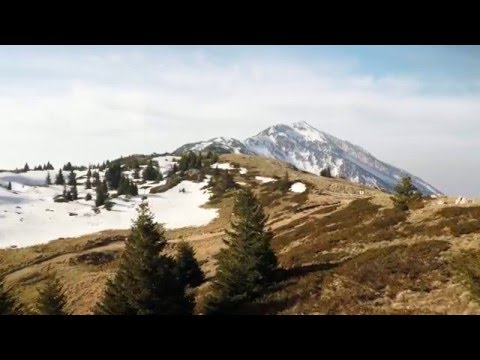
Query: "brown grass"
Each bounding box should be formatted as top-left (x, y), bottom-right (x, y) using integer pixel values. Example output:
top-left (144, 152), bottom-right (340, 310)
top-left (450, 250), bottom-right (480, 301)
top-left (315, 240), bottom-right (451, 314)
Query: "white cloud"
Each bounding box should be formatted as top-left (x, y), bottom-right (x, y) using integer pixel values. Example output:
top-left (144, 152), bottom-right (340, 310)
top-left (0, 47), bottom-right (479, 196)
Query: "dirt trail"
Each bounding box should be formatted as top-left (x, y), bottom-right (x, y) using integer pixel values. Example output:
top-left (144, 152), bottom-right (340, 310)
top-left (5, 241), bottom-right (126, 283)
top-left (4, 199), bottom-right (341, 285)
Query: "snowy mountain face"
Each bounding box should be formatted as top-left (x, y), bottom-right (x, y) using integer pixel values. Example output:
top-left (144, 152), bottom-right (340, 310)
top-left (173, 121), bottom-right (441, 195)
top-left (173, 137), bottom-right (255, 156)
top-left (244, 121), bottom-right (442, 195)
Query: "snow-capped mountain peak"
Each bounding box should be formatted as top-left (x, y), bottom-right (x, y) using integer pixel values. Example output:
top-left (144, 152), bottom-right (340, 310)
top-left (291, 121), bottom-right (328, 143)
top-left (244, 121), bottom-right (442, 195)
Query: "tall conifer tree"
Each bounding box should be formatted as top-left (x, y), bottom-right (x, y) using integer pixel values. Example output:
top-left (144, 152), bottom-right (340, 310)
top-left (204, 188), bottom-right (277, 314)
top-left (36, 274), bottom-right (68, 315)
top-left (95, 201), bottom-right (193, 315)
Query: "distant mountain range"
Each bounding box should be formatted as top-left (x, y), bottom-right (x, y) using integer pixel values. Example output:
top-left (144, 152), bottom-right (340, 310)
top-left (173, 121), bottom-right (442, 195)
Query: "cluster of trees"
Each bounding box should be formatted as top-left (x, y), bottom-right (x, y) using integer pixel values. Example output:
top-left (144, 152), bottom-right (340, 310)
top-left (117, 175), bottom-right (139, 196)
top-left (2, 187), bottom-right (277, 315)
top-left (54, 169), bottom-right (65, 185)
top-left (63, 162), bottom-right (87, 172)
top-left (62, 185), bottom-right (78, 201)
top-left (208, 169), bottom-right (237, 201)
top-left (105, 162), bottom-right (141, 195)
top-left (142, 160), bottom-right (163, 181)
top-left (83, 168), bottom-right (100, 190)
top-left (391, 176), bottom-right (423, 211)
top-left (95, 189), bottom-right (275, 315)
top-left (49, 161), bottom-right (141, 205)
top-left (176, 151), bottom-right (219, 173)
top-left (178, 152), bottom-right (204, 172)
top-left (12, 162), bottom-right (54, 173)
top-left (31, 162), bottom-right (54, 171)
top-left (205, 151), bottom-right (219, 163)
top-left (53, 169), bottom-right (77, 187)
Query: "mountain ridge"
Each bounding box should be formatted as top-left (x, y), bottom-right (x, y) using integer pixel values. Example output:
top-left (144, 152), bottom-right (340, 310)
top-left (173, 121), bottom-right (442, 195)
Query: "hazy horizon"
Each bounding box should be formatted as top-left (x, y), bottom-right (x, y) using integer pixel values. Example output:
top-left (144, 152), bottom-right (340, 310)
top-left (1, 45), bottom-right (479, 197)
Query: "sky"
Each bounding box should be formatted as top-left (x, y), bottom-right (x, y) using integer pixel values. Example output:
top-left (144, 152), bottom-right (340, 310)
top-left (0, 45), bottom-right (479, 196)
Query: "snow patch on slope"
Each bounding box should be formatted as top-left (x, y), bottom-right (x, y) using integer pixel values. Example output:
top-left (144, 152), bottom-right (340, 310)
top-left (211, 162), bottom-right (235, 170)
top-left (290, 182), bottom-right (306, 193)
top-left (255, 176), bottom-right (276, 184)
top-left (0, 175), bottom-right (217, 249)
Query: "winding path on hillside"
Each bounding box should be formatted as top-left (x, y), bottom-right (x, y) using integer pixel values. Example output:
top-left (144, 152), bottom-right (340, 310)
top-left (4, 199), bottom-right (343, 285)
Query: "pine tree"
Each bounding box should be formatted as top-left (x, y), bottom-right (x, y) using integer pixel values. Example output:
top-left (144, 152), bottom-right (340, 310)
top-left (55, 169), bottom-right (65, 185)
top-left (68, 171), bottom-right (77, 186)
top-left (391, 176), bottom-right (422, 211)
top-left (102, 179), bottom-right (108, 194)
top-left (204, 188), bottom-right (277, 314)
top-left (127, 180), bottom-right (138, 196)
top-left (143, 160), bottom-right (159, 181)
top-left (195, 153), bottom-right (202, 169)
top-left (133, 168), bottom-right (140, 179)
top-left (87, 168), bottom-right (92, 178)
top-left (132, 158), bottom-right (140, 170)
top-left (320, 166), bottom-right (332, 178)
top-left (63, 185), bottom-right (72, 201)
top-left (0, 276), bottom-right (20, 315)
top-left (63, 162), bottom-right (73, 171)
top-left (175, 241), bottom-right (205, 288)
top-left (46, 172), bottom-right (52, 186)
top-left (276, 169), bottom-right (291, 192)
top-left (85, 176), bottom-right (92, 189)
top-left (95, 182), bottom-right (108, 207)
top-left (71, 185), bottom-right (78, 200)
top-left (92, 171), bottom-right (100, 187)
top-left (95, 201), bottom-right (193, 315)
top-left (24, 163), bottom-right (30, 172)
top-left (36, 274), bottom-right (68, 315)
top-left (7, 181), bottom-right (12, 191)
top-left (105, 163), bottom-right (122, 189)
top-left (171, 163), bottom-right (178, 174)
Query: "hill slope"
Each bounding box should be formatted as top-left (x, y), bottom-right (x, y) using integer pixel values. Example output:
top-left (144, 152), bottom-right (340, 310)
top-left (1, 154), bottom-right (479, 315)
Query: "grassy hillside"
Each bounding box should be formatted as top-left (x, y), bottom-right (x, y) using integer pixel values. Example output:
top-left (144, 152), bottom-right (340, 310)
top-left (2, 154), bottom-right (480, 314)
